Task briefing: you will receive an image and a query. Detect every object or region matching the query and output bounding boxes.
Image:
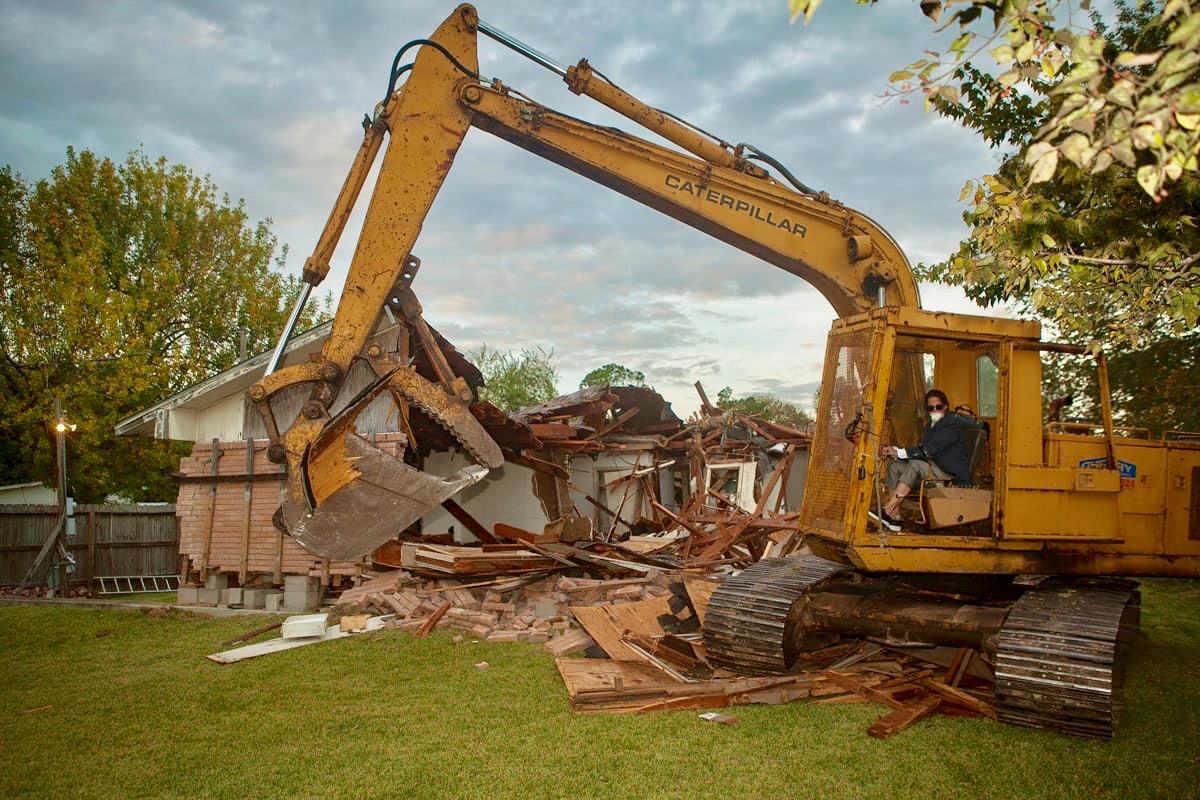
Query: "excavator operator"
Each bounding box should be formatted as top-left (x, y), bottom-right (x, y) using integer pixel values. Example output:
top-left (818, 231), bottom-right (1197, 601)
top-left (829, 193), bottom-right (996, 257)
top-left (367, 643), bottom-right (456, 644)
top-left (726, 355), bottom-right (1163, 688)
top-left (872, 389), bottom-right (971, 531)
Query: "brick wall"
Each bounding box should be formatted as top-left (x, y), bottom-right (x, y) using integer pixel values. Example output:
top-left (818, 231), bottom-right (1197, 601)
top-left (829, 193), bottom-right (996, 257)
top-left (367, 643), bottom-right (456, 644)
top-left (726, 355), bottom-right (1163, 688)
top-left (175, 434), bottom-right (406, 582)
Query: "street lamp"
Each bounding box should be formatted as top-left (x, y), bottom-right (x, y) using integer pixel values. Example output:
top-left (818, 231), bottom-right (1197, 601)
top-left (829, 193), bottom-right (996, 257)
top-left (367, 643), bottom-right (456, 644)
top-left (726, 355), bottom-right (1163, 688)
top-left (14, 400), bottom-right (79, 596)
top-left (50, 399), bottom-right (77, 595)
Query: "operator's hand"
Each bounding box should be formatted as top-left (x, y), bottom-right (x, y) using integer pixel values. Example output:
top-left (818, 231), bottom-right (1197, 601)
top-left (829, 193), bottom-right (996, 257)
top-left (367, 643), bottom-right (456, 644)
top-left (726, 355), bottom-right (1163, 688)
top-left (880, 444), bottom-right (897, 459)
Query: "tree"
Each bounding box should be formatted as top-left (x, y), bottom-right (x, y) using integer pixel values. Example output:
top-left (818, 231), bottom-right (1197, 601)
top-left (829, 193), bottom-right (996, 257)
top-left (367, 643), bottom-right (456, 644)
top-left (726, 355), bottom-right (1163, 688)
top-left (716, 387), bottom-right (814, 429)
top-left (0, 148), bottom-right (325, 502)
top-left (790, 0), bottom-right (1199, 200)
top-left (922, 2), bottom-right (1199, 347)
top-left (579, 362), bottom-right (648, 389)
top-left (471, 345), bottom-right (560, 412)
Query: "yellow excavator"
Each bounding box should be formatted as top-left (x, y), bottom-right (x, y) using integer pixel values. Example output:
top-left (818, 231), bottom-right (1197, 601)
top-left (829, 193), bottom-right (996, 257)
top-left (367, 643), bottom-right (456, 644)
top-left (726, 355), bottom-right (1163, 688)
top-left (251, 5), bottom-right (1200, 738)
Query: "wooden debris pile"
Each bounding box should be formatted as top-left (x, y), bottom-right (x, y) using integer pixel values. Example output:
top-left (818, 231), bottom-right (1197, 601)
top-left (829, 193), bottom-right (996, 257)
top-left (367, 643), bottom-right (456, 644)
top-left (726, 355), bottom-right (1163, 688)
top-left (496, 381), bottom-right (814, 569)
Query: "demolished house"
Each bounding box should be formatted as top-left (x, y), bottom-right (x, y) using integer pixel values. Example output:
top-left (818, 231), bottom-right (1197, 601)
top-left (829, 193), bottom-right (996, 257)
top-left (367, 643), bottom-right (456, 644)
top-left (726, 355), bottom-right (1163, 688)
top-left (115, 319), bottom-right (812, 590)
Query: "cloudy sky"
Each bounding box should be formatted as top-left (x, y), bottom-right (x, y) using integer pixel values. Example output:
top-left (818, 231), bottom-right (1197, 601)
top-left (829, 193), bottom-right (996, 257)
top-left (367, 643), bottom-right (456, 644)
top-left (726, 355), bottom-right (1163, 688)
top-left (0, 0), bottom-right (1013, 417)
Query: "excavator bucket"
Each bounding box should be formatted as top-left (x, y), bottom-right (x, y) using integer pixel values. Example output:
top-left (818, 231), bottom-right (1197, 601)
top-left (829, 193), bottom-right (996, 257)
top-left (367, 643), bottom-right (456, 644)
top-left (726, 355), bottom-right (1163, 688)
top-left (277, 367), bottom-right (494, 561)
top-left (281, 431), bottom-right (488, 561)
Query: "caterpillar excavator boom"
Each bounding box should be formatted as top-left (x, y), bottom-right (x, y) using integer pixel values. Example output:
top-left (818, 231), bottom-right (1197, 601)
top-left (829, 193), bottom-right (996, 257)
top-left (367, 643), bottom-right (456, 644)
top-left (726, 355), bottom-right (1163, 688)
top-left (253, 5), bottom-right (1199, 737)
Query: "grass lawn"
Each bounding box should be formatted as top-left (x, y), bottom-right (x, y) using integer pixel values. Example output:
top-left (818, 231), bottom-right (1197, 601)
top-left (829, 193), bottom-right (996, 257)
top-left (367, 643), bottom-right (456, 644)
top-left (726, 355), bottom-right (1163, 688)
top-left (95, 591), bottom-right (179, 604)
top-left (1, 579), bottom-right (1197, 800)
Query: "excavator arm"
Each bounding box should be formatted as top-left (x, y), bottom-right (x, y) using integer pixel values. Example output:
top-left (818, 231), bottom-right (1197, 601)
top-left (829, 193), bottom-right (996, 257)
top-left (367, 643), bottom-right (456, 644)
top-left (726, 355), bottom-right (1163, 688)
top-left (253, 3), bottom-right (920, 561)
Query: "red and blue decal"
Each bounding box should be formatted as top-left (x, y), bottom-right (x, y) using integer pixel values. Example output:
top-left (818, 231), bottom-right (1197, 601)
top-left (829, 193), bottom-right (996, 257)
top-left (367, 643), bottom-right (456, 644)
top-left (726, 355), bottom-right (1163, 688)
top-left (1079, 457), bottom-right (1137, 489)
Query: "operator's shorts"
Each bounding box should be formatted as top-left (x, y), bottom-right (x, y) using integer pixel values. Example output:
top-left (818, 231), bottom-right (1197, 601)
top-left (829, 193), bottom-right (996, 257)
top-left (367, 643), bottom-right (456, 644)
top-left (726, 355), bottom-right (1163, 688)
top-left (885, 457), bottom-right (951, 490)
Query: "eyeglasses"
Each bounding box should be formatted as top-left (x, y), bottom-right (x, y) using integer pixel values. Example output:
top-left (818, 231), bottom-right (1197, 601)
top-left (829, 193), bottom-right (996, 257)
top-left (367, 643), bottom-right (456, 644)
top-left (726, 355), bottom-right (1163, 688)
top-left (926, 403), bottom-right (945, 412)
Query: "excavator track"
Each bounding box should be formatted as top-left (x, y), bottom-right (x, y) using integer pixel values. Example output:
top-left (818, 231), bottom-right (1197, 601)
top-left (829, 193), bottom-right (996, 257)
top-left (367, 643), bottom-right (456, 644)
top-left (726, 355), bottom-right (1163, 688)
top-left (994, 577), bottom-right (1140, 739)
top-left (703, 554), bottom-right (850, 675)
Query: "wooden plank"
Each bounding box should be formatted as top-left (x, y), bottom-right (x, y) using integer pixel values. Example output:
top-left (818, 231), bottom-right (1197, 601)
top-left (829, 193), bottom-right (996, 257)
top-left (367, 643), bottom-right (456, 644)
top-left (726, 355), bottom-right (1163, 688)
top-left (821, 670), bottom-right (906, 710)
top-left (544, 628), bottom-right (596, 657)
top-left (569, 594), bottom-right (674, 661)
top-left (239, 438), bottom-right (254, 584)
top-left (199, 437), bottom-right (220, 577)
top-left (867, 696), bottom-right (942, 739)
top-left (554, 657), bottom-right (672, 697)
top-left (207, 616), bottom-right (389, 663)
top-left (527, 423), bottom-right (579, 440)
top-left (503, 451), bottom-right (570, 479)
top-left (221, 620), bottom-right (283, 647)
top-left (919, 679), bottom-right (997, 719)
top-left (583, 405), bottom-right (641, 442)
top-left (681, 574), bottom-right (722, 626)
top-left (415, 601), bottom-right (451, 638)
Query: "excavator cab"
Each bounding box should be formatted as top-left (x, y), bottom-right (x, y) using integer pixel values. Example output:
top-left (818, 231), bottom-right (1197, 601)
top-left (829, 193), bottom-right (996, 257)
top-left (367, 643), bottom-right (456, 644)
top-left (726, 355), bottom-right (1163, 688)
top-left (800, 305), bottom-right (1200, 579)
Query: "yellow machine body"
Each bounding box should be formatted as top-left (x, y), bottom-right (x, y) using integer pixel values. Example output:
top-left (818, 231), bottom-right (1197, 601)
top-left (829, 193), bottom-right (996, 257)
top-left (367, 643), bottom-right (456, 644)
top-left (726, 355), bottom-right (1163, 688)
top-left (800, 307), bottom-right (1200, 577)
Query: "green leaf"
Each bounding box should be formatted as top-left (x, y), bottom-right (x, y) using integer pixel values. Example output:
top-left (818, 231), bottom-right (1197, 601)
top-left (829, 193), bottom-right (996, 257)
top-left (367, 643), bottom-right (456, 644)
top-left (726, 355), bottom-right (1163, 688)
top-left (1114, 51), bottom-right (1162, 68)
top-left (1166, 9), bottom-right (1200, 46)
top-left (1042, 234), bottom-right (1057, 248)
top-left (1089, 150), bottom-right (1114, 174)
top-left (1059, 133), bottom-right (1093, 168)
top-left (788, 0), bottom-right (821, 23)
top-left (990, 44), bottom-right (1015, 64)
top-left (1110, 140), bottom-right (1137, 167)
top-left (889, 69), bottom-right (915, 82)
top-left (1025, 142), bottom-right (1059, 183)
top-left (1136, 164), bottom-right (1160, 197)
top-left (1107, 80), bottom-right (1136, 110)
top-left (1163, 0), bottom-right (1187, 21)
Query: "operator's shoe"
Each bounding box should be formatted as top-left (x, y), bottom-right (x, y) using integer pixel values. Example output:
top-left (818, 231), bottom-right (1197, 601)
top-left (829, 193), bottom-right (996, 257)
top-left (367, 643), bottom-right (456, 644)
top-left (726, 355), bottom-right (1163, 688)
top-left (867, 509), bottom-right (902, 532)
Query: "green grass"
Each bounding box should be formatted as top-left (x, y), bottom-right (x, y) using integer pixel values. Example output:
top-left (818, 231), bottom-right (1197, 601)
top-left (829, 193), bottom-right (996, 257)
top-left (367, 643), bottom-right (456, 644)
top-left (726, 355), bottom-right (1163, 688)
top-left (95, 591), bottom-right (178, 604)
top-left (1, 580), bottom-right (1198, 800)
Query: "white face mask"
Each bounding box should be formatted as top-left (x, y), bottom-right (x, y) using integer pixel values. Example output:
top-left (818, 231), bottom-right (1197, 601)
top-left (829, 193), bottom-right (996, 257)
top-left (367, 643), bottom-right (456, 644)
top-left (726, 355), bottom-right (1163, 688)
top-left (929, 411), bottom-right (945, 424)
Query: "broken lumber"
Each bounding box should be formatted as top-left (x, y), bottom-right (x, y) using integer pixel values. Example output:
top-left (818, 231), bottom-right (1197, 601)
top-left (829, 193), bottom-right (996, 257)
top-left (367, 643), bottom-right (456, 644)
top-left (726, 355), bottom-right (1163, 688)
top-left (867, 696), bottom-right (943, 739)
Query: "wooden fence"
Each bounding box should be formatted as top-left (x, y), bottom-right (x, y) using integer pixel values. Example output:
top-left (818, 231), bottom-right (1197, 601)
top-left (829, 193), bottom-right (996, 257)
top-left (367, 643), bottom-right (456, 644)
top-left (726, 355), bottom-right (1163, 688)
top-left (0, 504), bottom-right (179, 587)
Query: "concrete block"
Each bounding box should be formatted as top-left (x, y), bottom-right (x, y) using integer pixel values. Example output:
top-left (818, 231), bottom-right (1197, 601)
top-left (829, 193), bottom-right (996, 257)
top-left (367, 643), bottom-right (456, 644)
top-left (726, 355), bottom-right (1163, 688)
top-left (283, 576), bottom-right (321, 611)
top-left (176, 586), bottom-right (201, 606)
top-left (265, 592), bottom-right (284, 612)
top-left (220, 588), bottom-right (244, 607)
top-left (196, 588), bottom-right (221, 606)
top-left (204, 573), bottom-right (230, 590)
top-left (241, 589), bottom-right (270, 609)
